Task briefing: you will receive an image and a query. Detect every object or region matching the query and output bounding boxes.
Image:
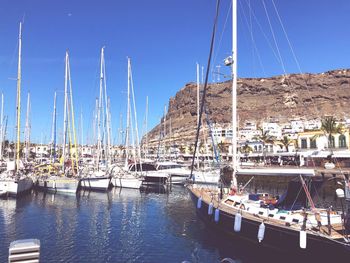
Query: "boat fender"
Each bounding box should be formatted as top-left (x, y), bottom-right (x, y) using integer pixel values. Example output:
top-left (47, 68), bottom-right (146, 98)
top-left (257, 222), bottom-right (265, 243)
top-left (197, 197), bottom-right (202, 209)
top-left (214, 208), bottom-right (220, 223)
top-left (208, 202), bottom-right (214, 215)
top-left (234, 213), bottom-right (242, 232)
top-left (299, 230), bottom-right (307, 249)
top-left (240, 204), bottom-right (245, 210)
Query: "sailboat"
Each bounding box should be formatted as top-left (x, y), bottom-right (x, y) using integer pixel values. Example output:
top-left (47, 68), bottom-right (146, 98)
top-left (111, 57), bottom-right (143, 189)
top-left (80, 47), bottom-right (111, 191)
top-left (0, 22), bottom-right (33, 197)
top-left (36, 52), bottom-right (80, 194)
top-left (187, 0), bottom-right (350, 258)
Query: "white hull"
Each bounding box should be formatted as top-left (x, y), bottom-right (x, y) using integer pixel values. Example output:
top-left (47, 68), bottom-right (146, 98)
top-left (80, 177), bottom-right (111, 191)
top-left (0, 177), bottom-right (33, 196)
top-left (191, 170), bottom-right (220, 184)
top-left (112, 176), bottom-right (142, 189)
top-left (36, 177), bottom-right (79, 193)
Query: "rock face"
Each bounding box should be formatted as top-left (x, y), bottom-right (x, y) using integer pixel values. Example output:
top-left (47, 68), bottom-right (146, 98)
top-left (146, 69), bottom-right (350, 146)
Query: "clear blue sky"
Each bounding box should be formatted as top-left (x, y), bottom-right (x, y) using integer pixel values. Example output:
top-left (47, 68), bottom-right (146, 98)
top-left (1, 0), bottom-right (350, 144)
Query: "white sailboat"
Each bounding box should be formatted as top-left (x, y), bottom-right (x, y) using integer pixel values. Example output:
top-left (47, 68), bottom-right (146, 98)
top-left (188, 0), bottom-right (350, 257)
top-left (0, 22), bottom-right (33, 197)
top-left (80, 47), bottom-right (111, 191)
top-left (111, 57), bottom-right (143, 189)
top-left (36, 52), bottom-right (79, 194)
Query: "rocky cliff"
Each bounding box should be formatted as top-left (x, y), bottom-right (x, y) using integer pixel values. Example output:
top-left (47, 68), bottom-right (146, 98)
top-left (146, 69), bottom-right (350, 146)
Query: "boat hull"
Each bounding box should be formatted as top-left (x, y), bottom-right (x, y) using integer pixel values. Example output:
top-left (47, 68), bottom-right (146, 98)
top-left (80, 176), bottom-right (111, 191)
top-left (0, 177), bottom-right (33, 197)
top-left (188, 188), bottom-right (350, 260)
top-left (36, 177), bottom-right (79, 193)
top-left (112, 177), bottom-right (142, 189)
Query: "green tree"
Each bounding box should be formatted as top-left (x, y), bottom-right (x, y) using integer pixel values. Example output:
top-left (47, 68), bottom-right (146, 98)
top-left (253, 129), bottom-right (276, 163)
top-left (320, 116), bottom-right (343, 149)
top-left (279, 135), bottom-right (293, 152)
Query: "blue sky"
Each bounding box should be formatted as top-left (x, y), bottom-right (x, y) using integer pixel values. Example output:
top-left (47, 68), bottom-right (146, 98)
top-left (1, 0), bottom-right (350, 144)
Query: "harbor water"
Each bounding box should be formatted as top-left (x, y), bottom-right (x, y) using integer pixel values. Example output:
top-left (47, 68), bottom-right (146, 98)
top-left (0, 183), bottom-right (345, 263)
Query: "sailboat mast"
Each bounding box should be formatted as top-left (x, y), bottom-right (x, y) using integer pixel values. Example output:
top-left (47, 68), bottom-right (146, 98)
top-left (102, 47), bottom-right (111, 165)
top-left (196, 63), bottom-right (200, 169)
top-left (232, 0), bottom-right (238, 185)
top-left (96, 47), bottom-right (104, 170)
top-left (51, 91), bottom-right (57, 162)
top-left (124, 58), bottom-right (131, 168)
top-left (15, 22), bottom-right (22, 169)
top-left (24, 92), bottom-right (30, 161)
top-left (62, 51), bottom-right (69, 172)
top-left (0, 93), bottom-right (4, 160)
top-left (145, 96), bottom-right (148, 158)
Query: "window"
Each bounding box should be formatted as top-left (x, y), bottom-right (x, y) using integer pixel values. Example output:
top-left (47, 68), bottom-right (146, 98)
top-left (339, 135), bottom-right (346, 148)
top-left (310, 138), bottom-right (317, 149)
top-left (301, 138), bottom-right (307, 149)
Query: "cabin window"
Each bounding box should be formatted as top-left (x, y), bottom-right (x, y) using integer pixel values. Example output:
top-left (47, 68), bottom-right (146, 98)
top-left (254, 146), bottom-right (257, 152)
top-left (310, 138), bottom-right (317, 149)
top-left (225, 200), bottom-right (234, 206)
top-left (268, 214), bottom-right (274, 218)
top-left (301, 139), bottom-right (307, 149)
top-left (292, 218), bottom-right (299, 223)
top-left (258, 211), bottom-right (264, 215)
top-left (339, 135), bottom-right (346, 148)
top-left (279, 216), bottom-right (286, 220)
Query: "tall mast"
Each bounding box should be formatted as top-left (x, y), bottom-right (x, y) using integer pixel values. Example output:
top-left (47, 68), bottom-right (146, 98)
top-left (96, 47), bottom-right (104, 170)
top-left (50, 91), bottom-right (57, 162)
top-left (102, 47), bottom-right (111, 165)
top-left (129, 59), bottom-right (141, 160)
top-left (144, 96), bottom-right (148, 158)
top-left (196, 63), bottom-right (200, 169)
top-left (67, 56), bottom-right (78, 172)
top-left (124, 58), bottom-right (131, 168)
top-left (62, 51), bottom-right (69, 172)
top-left (15, 22), bottom-right (22, 170)
top-left (232, 0), bottom-right (238, 186)
top-left (0, 93), bottom-right (4, 160)
top-left (24, 92), bottom-right (31, 161)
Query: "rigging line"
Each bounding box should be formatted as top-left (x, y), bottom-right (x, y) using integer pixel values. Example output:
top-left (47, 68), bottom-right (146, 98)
top-left (271, 0), bottom-right (302, 74)
top-left (238, 0), bottom-right (266, 76)
top-left (212, 0), bottom-right (232, 66)
top-left (261, 0), bottom-right (286, 75)
top-left (190, 0), bottom-right (221, 180)
top-left (271, 0), bottom-right (336, 170)
top-left (242, 0), bottom-right (280, 65)
top-left (270, 0), bottom-right (319, 115)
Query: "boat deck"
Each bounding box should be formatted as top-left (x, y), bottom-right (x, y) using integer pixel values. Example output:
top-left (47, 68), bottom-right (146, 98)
top-left (188, 185), bottom-right (345, 240)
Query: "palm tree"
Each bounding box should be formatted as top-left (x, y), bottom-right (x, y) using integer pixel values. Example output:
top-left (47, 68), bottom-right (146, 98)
top-left (240, 143), bottom-right (253, 161)
top-left (280, 135), bottom-right (293, 152)
top-left (320, 116), bottom-right (343, 149)
top-left (253, 129), bottom-right (276, 163)
top-left (217, 142), bottom-right (228, 154)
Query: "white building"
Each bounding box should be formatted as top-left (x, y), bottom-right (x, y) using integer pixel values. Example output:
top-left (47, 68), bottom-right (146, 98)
top-left (262, 122), bottom-right (282, 139)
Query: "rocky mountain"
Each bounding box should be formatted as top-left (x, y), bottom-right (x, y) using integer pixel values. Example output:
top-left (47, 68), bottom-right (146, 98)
top-left (146, 69), bottom-right (350, 146)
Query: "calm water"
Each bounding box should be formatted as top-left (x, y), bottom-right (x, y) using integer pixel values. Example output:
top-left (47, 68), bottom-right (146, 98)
top-left (0, 183), bottom-right (344, 263)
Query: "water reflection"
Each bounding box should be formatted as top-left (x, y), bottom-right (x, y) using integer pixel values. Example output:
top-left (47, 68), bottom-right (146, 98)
top-left (0, 181), bottom-right (346, 262)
